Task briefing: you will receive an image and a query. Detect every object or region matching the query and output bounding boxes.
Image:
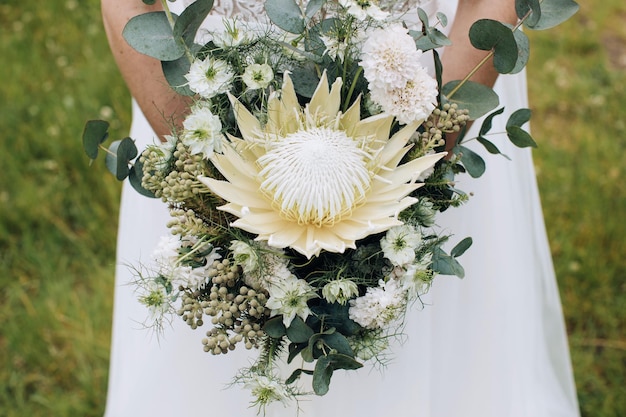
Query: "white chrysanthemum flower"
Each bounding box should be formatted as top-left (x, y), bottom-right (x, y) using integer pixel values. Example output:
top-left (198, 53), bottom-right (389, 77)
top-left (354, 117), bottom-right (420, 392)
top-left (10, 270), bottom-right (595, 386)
top-left (242, 63), bottom-right (274, 90)
top-left (348, 279), bottom-right (406, 329)
top-left (322, 279), bottom-right (359, 305)
top-left (369, 69), bottom-right (438, 125)
top-left (361, 25), bottom-right (423, 91)
top-left (185, 57), bottom-right (234, 99)
top-left (265, 275), bottom-right (317, 327)
top-left (380, 224), bottom-right (422, 266)
top-left (400, 253), bottom-right (434, 299)
top-left (181, 103), bottom-right (224, 159)
top-left (339, 0), bottom-right (388, 20)
top-left (138, 280), bottom-right (171, 320)
top-left (199, 72), bottom-right (445, 258)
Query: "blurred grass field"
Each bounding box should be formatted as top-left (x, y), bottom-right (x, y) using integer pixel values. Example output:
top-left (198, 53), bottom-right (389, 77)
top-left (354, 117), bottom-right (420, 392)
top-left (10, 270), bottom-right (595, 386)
top-left (0, 1), bottom-right (624, 416)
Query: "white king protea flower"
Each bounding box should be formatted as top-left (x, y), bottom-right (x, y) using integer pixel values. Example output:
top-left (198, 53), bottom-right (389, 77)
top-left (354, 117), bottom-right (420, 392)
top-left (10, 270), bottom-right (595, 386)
top-left (198, 72), bottom-right (445, 258)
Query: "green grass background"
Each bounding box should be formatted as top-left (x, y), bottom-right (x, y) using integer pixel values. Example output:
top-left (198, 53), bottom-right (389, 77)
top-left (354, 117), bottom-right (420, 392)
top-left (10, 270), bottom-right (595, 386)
top-left (0, 1), bottom-right (624, 416)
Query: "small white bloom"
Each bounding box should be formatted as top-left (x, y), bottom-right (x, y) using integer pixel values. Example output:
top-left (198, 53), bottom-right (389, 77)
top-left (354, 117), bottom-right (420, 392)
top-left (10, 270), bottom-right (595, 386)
top-left (339, 0), bottom-right (389, 21)
top-left (230, 240), bottom-right (259, 274)
top-left (322, 279), bottom-right (359, 305)
top-left (348, 279), bottom-right (406, 329)
top-left (320, 34), bottom-right (350, 62)
top-left (181, 103), bottom-right (224, 159)
top-left (148, 135), bottom-right (177, 171)
top-left (349, 329), bottom-right (389, 361)
top-left (151, 235), bottom-right (181, 266)
top-left (380, 224), bottom-right (422, 266)
top-left (244, 373), bottom-right (291, 408)
top-left (212, 19), bottom-right (253, 48)
top-left (138, 279), bottom-right (171, 320)
top-left (400, 253), bottom-right (434, 299)
top-left (185, 56), bottom-right (234, 99)
top-left (265, 275), bottom-right (317, 327)
top-left (361, 25), bottom-right (423, 91)
top-left (242, 63), bottom-right (274, 90)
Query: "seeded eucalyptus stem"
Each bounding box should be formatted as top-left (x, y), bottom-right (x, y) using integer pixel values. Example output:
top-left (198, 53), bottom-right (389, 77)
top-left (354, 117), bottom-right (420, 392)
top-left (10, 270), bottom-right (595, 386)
top-left (446, 7), bottom-right (534, 100)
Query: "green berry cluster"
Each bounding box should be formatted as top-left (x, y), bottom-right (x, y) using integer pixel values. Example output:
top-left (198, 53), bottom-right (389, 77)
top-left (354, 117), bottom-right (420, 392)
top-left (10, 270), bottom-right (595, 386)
top-left (419, 103), bottom-right (470, 146)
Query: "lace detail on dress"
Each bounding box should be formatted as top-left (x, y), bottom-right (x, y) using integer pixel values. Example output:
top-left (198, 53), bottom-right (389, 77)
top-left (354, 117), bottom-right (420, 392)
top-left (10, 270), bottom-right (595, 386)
top-left (179, 0), bottom-right (437, 23)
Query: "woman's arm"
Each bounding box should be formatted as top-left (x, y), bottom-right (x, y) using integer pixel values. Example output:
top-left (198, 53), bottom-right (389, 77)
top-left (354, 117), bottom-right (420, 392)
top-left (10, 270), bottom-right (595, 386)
top-left (102, 0), bottom-right (192, 140)
top-left (441, 0), bottom-right (518, 150)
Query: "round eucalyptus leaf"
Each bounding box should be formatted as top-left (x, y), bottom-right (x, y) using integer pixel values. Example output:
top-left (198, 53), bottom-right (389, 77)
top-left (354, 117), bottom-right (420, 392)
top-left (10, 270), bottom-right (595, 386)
top-left (312, 356), bottom-right (333, 395)
top-left (506, 126), bottom-right (537, 148)
top-left (114, 137), bottom-right (138, 181)
top-left (286, 316), bottom-right (314, 343)
top-left (123, 12), bottom-right (185, 61)
top-left (263, 316), bottom-right (287, 338)
top-left (458, 145), bottom-right (486, 178)
top-left (469, 19), bottom-right (518, 74)
top-left (128, 160), bottom-right (157, 198)
top-left (507, 108), bottom-right (532, 127)
top-left (442, 80), bottom-right (499, 120)
top-left (526, 0), bottom-right (579, 30)
top-left (515, 0), bottom-right (541, 27)
top-left (82, 120), bottom-right (109, 160)
top-left (265, 0), bottom-right (305, 34)
top-left (174, 0), bottom-right (214, 47)
top-left (162, 57), bottom-right (194, 96)
top-left (305, 0), bottom-right (324, 19)
top-left (509, 28), bottom-right (530, 74)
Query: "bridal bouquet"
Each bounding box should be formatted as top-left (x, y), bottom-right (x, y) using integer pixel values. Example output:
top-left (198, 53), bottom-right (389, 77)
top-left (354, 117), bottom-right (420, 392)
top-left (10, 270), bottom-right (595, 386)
top-left (83, 0), bottom-right (578, 411)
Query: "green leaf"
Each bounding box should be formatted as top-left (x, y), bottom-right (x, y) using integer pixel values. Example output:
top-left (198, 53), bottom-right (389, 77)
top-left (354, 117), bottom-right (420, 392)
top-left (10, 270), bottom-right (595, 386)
top-left (289, 66), bottom-right (320, 98)
top-left (285, 369), bottom-right (303, 385)
top-left (469, 19), bottom-right (518, 74)
top-left (110, 137), bottom-right (138, 181)
top-left (162, 56), bottom-right (194, 96)
top-left (128, 160), bottom-right (157, 198)
top-left (287, 342), bottom-right (308, 364)
top-left (477, 136), bottom-right (510, 159)
top-left (286, 316), bottom-right (314, 343)
top-left (442, 80), bottom-right (499, 120)
top-left (318, 332), bottom-right (353, 356)
top-left (142, 0), bottom-right (156, 4)
top-left (174, 0), bottom-right (214, 47)
top-left (479, 107), bottom-right (505, 136)
top-left (82, 120), bottom-right (109, 160)
top-left (451, 237), bottom-right (473, 258)
top-left (506, 126), bottom-right (537, 148)
top-left (312, 356), bottom-right (333, 395)
top-left (304, 0), bottom-right (324, 19)
top-left (507, 108), bottom-right (532, 128)
top-left (326, 353), bottom-right (363, 371)
top-left (263, 316), bottom-right (287, 338)
top-left (458, 145), bottom-right (486, 178)
top-left (526, 0), bottom-right (579, 30)
top-left (509, 28), bottom-right (530, 74)
top-left (432, 247), bottom-right (465, 278)
top-left (123, 12), bottom-right (185, 61)
top-left (515, 0), bottom-right (541, 27)
top-left (436, 12), bottom-right (448, 27)
top-left (265, 0), bottom-right (305, 34)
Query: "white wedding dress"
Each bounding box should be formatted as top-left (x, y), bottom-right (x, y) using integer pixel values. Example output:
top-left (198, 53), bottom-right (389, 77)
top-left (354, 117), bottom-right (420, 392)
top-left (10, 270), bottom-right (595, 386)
top-left (103, 1), bottom-right (580, 416)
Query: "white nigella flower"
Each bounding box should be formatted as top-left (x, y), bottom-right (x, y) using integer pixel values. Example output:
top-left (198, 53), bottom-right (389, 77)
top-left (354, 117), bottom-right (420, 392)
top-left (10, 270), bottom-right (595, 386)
top-left (349, 329), bottom-right (389, 361)
top-left (185, 56), bottom-right (234, 99)
top-left (138, 279), bottom-right (172, 320)
top-left (348, 279), bottom-right (406, 329)
top-left (198, 72), bottom-right (445, 258)
top-left (400, 253), bottom-right (434, 299)
top-left (361, 24), bottom-right (424, 91)
top-left (244, 373), bottom-right (292, 408)
top-left (230, 240), bottom-right (260, 274)
top-left (322, 279), bottom-right (359, 305)
top-left (181, 103), bottom-right (224, 159)
top-left (369, 69), bottom-right (438, 125)
top-left (320, 34), bottom-right (350, 62)
top-left (380, 224), bottom-right (422, 266)
top-left (212, 18), bottom-right (253, 48)
top-left (339, 0), bottom-right (389, 21)
top-left (149, 135), bottom-right (177, 171)
top-left (242, 63), bottom-right (274, 90)
top-left (265, 275), bottom-right (317, 327)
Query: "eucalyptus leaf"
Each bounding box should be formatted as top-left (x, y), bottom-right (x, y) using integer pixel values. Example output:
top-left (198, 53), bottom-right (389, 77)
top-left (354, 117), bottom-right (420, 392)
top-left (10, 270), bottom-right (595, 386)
top-left (123, 12), bottom-right (185, 61)
top-left (305, 0), bottom-right (324, 19)
top-left (128, 160), bottom-right (157, 198)
top-left (287, 342), bottom-right (308, 364)
top-left (285, 369), bottom-right (303, 385)
top-left (506, 126), bottom-right (537, 148)
top-left (427, 28), bottom-right (452, 47)
top-left (432, 247), bottom-right (465, 278)
top-left (162, 56), bottom-right (194, 96)
top-left (263, 316), bottom-right (287, 338)
top-left (469, 19), bottom-right (518, 74)
top-left (286, 316), bottom-right (315, 343)
top-left (312, 356), bottom-right (333, 395)
top-left (477, 136), bottom-right (509, 159)
top-left (82, 120), bottom-right (109, 160)
top-left (479, 107), bottom-right (505, 136)
top-left (451, 237), bottom-right (473, 258)
top-left (417, 7), bottom-right (430, 27)
top-left (174, 0), bottom-right (214, 47)
top-left (327, 353), bottom-right (363, 371)
top-left (458, 145), bottom-right (486, 178)
top-left (142, 0), bottom-right (156, 4)
top-left (289, 66), bottom-right (321, 98)
top-left (265, 0), bottom-right (305, 34)
top-left (318, 332), bottom-right (353, 356)
top-left (507, 108), bottom-right (532, 127)
top-left (436, 12), bottom-right (448, 27)
top-left (509, 28), bottom-right (530, 74)
top-left (116, 137), bottom-right (138, 181)
top-left (526, 0), bottom-right (579, 30)
top-left (105, 140), bottom-right (121, 177)
top-left (515, 0), bottom-right (541, 27)
top-left (442, 80), bottom-right (499, 120)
